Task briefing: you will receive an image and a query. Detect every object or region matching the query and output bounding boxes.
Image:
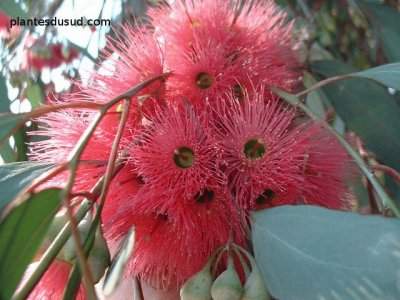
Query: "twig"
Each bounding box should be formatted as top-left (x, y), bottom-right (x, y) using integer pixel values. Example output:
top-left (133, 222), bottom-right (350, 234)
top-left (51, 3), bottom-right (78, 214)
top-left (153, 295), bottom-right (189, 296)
top-left (369, 164), bottom-right (400, 184)
top-left (366, 180), bottom-right (379, 214)
top-left (296, 74), bottom-right (352, 98)
top-left (62, 99), bottom-right (132, 299)
top-left (0, 101), bottom-right (102, 147)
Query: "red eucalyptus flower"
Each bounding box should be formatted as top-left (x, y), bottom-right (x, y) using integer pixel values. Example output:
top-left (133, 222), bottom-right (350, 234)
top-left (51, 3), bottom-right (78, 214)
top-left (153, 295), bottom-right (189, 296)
top-left (27, 0), bottom-right (356, 295)
top-left (213, 90), bottom-right (314, 210)
top-left (20, 259), bottom-right (86, 300)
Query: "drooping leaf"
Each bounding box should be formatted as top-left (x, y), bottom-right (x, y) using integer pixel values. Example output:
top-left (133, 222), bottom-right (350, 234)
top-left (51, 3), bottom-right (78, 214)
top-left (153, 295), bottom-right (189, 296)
top-left (0, 188), bottom-right (62, 299)
top-left (103, 227), bottom-right (135, 296)
top-left (252, 206), bottom-right (400, 300)
top-left (311, 60), bottom-right (400, 172)
top-left (353, 63), bottom-right (400, 90)
top-left (0, 162), bottom-right (56, 211)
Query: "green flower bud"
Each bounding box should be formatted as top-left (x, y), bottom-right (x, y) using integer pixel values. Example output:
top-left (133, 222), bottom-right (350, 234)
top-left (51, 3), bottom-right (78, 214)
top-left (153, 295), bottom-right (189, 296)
top-left (180, 249), bottom-right (224, 300)
top-left (87, 227), bottom-right (111, 283)
top-left (241, 263), bottom-right (269, 300)
top-left (62, 214), bottom-right (92, 261)
top-left (180, 266), bottom-right (212, 300)
top-left (211, 254), bottom-right (243, 300)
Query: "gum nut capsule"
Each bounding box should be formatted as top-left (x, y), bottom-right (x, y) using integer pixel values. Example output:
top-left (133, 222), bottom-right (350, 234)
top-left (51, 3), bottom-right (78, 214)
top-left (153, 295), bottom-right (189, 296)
top-left (241, 265), bottom-right (270, 300)
top-left (180, 266), bottom-right (212, 300)
top-left (211, 262), bottom-right (243, 300)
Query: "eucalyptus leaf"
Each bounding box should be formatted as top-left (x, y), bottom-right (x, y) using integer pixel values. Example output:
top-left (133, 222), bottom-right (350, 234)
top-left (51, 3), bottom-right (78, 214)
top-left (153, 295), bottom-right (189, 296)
top-left (0, 112), bottom-right (30, 146)
top-left (311, 60), bottom-right (400, 172)
top-left (360, 2), bottom-right (400, 62)
top-left (0, 162), bottom-right (56, 211)
top-left (103, 227), bottom-right (135, 296)
top-left (353, 63), bottom-right (400, 90)
top-left (252, 205), bottom-right (400, 300)
top-left (0, 188), bottom-right (62, 299)
top-left (303, 72), bottom-right (326, 118)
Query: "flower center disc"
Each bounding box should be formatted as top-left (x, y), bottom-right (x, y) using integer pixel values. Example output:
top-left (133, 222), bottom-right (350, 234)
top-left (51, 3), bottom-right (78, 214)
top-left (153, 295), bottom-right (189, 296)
top-left (256, 189), bottom-right (275, 205)
top-left (196, 72), bottom-right (212, 89)
top-left (244, 139), bottom-right (266, 160)
top-left (173, 146), bottom-right (195, 168)
top-left (194, 189), bottom-right (214, 203)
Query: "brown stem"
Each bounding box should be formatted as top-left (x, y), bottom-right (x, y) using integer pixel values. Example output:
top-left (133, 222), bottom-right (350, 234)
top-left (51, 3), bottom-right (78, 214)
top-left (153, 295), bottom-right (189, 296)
top-left (296, 74), bottom-right (352, 98)
top-left (367, 180), bottom-right (379, 214)
top-left (369, 164), bottom-right (400, 184)
top-left (0, 101), bottom-right (102, 147)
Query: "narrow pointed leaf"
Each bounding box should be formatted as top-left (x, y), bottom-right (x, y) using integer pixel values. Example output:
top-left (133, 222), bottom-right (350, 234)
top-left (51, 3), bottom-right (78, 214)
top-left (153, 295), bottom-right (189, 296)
top-left (0, 162), bottom-right (56, 211)
top-left (253, 206), bottom-right (400, 300)
top-left (360, 2), bottom-right (400, 62)
top-left (353, 63), bottom-right (400, 90)
top-left (311, 60), bottom-right (400, 172)
top-left (0, 188), bottom-right (63, 299)
top-left (103, 227), bottom-right (135, 296)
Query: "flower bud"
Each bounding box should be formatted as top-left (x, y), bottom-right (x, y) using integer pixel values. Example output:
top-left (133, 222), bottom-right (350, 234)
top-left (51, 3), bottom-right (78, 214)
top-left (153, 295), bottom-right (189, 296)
top-left (180, 250), bottom-right (221, 300)
top-left (180, 266), bottom-right (212, 300)
top-left (62, 214), bottom-right (92, 261)
top-left (210, 254), bottom-right (243, 300)
top-left (87, 227), bottom-right (111, 283)
top-left (241, 265), bottom-right (269, 300)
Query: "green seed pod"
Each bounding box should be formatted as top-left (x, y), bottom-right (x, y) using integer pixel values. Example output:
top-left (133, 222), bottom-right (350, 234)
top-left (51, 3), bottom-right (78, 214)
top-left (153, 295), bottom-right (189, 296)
top-left (40, 212), bottom-right (69, 251)
top-left (241, 265), bottom-right (269, 300)
top-left (210, 255), bottom-right (243, 300)
top-left (62, 214), bottom-right (92, 261)
top-left (87, 227), bottom-right (111, 283)
top-left (180, 266), bottom-right (212, 300)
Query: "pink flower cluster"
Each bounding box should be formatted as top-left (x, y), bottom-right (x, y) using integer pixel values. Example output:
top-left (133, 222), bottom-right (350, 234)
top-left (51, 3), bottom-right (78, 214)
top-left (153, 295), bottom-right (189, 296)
top-left (29, 0), bottom-right (355, 294)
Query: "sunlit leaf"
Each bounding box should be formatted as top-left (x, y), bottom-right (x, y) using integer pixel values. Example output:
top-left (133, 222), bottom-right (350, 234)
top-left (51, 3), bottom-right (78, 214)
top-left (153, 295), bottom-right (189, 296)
top-left (253, 206), bottom-right (400, 300)
top-left (0, 188), bottom-right (62, 299)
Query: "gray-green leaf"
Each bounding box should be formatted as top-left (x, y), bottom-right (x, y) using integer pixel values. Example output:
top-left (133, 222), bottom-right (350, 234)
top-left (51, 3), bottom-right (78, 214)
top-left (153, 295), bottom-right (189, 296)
top-left (0, 162), bottom-right (56, 211)
top-left (252, 205), bottom-right (400, 300)
top-left (0, 188), bottom-right (62, 299)
top-left (353, 63), bottom-right (400, 90)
